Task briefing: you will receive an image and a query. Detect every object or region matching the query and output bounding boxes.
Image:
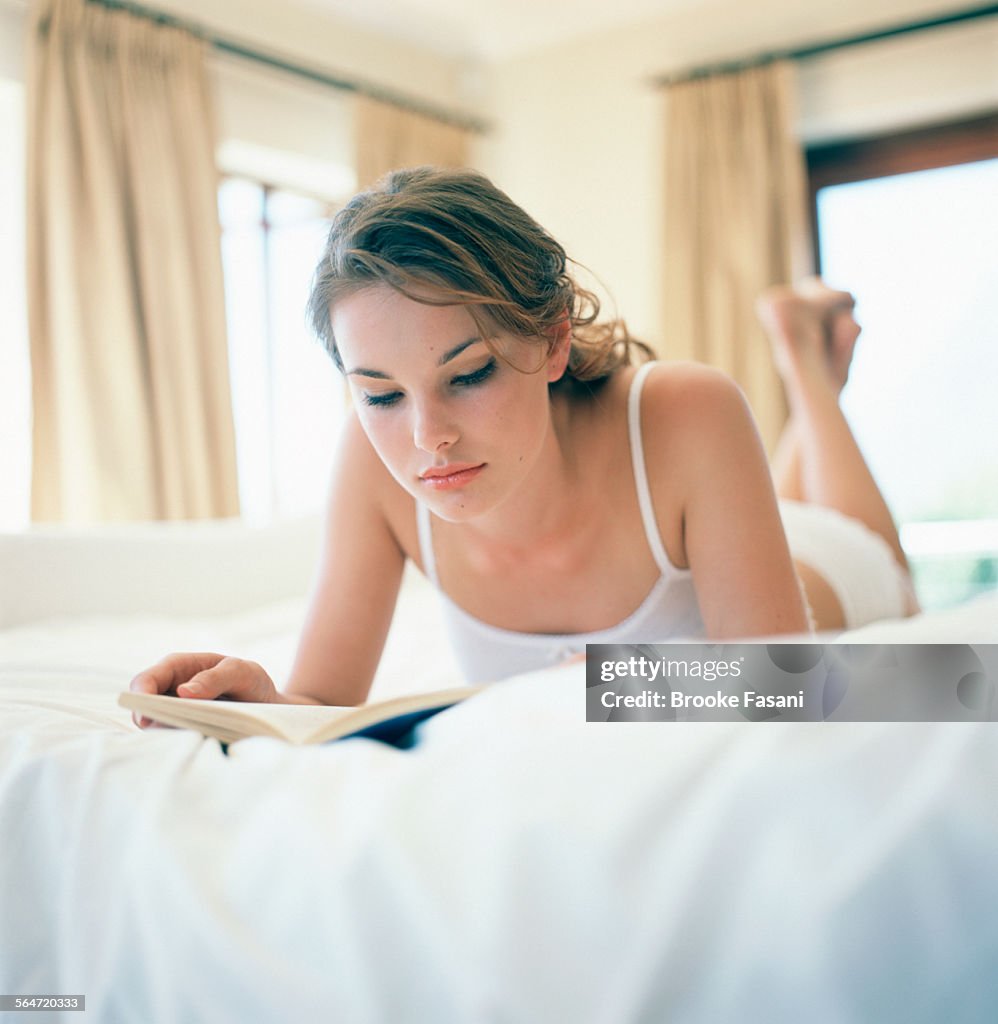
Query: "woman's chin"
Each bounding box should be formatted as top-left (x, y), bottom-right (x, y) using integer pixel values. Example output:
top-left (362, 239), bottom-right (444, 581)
top-left (419, 493), bottom-right (489, 523)
top-left (412, 480), bottom-right (502, 523)
top-left (409, 467), bottom-right (499, 522)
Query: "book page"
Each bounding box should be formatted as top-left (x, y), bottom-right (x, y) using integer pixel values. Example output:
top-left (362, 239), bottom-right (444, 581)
top-left (120, 685), bottom-right (483, 745)
top-left (119, 692), bottom-right (357, 744)
top-left (226, 703), bottom-right (358, 743)
top-left (310, 685), bottom-right (483, 743)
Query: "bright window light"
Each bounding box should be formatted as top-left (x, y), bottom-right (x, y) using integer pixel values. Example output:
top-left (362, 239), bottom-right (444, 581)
top-left (219, 178), bottom-right (345, 525)
top-left (816, 157), bottom-right (998, 609)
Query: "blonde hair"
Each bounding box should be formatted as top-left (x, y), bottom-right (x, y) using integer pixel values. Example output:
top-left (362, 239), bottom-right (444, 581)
top-left (307, 166), bottom-right (653, 386)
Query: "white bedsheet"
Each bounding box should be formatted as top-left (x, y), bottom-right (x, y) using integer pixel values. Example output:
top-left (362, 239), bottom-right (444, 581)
top-left (2, 588), bottom-right (998, 1022)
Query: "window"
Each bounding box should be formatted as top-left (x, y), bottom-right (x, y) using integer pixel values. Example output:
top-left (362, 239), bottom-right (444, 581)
top-left (219, 179), bottom-right (345, 525)
top-left (808, 115), bottom-right (998, 610)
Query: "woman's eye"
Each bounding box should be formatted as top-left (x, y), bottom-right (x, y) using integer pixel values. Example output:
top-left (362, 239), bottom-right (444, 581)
top-left (362, 391), bottom-right (402, 408)
top-left (360, 358), bottom-right (495, 408)
top-left (452, 358), bottom-right (497, 388)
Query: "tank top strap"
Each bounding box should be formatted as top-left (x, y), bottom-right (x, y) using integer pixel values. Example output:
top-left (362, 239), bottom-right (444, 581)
top-left (416, 500), bottom-right (440, 586)
top-left (628, 361), bottom-right (674, 575)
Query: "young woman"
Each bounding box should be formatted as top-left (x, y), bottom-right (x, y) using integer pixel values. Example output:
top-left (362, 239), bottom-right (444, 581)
top-left (130, 166), bottom-right (916, 716)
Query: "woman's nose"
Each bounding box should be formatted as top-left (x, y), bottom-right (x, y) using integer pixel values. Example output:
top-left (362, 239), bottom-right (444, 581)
top-left (413, 400), bottom-right (459, 453)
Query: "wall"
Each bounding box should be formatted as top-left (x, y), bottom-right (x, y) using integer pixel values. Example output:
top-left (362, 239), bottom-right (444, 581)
top-left (797, 16), bottom-right (998, 143)
top-left (473, 3), bottom-right (998, 351)
top-left (0, 5), bottom-right (29, 528)
top-left (0, 3), bottom-right (22, 79)
top-left (213, 54), bottom-right (356, 199)
top-left (154, 0), bottom-right (481, 198)
top-left (148, 0), bottom-right (477, 114)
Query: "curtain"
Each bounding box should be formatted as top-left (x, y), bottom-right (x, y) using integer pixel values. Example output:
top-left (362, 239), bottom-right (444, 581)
top-left (661, 60), bottom-right (812, 452)
top-left (354, 93), bottom-right (470, 189)
top-left (26, 0), bottom-right (239, 521)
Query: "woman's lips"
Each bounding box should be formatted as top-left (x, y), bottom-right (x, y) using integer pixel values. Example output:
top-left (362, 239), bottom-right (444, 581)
top-left (419, 463), bottom-right (486, 490)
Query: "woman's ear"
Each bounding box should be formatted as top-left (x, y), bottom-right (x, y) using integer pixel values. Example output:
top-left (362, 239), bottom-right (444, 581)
top-left (546, 315), bottom-right (572, 383)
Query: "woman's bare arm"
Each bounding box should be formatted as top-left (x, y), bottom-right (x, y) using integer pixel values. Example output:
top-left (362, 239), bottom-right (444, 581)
top-left (643, 363), bottom-right (810, 639)
top-left (283, 412), bottom-right (406, 707)
top-left (129, 413), bottom-right (405, 718)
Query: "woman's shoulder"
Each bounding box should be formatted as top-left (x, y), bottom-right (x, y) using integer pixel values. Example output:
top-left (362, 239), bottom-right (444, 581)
top-left (636, 359), bottom-right (754, 444)
top-left (638, 360), bottom-right (767, 529)
top-left (564, 358), bottom-right (747, 450)
top-left (563, 359), bottom-right (750, 570)
top-left (639, 357), bottom-right (744, 402)
top-left (591, 359), bottom-right (748, 433)
top-left (630, 359), bottom-right (758, 497)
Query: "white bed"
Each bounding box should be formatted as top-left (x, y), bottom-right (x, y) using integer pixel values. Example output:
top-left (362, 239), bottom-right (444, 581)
top-left (1, 518), bottom-right (997, 1022)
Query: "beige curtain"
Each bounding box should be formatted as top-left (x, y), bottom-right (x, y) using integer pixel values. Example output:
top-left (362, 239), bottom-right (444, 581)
top-left (354, 94), bottom-right (470, 189)
top-left (27, 0), bottom-right (239, 521)
top-left (661, 60), bottom-right (812, 452)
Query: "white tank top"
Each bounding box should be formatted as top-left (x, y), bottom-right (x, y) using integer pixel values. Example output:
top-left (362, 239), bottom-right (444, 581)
top-left (416, 360), bottom-right (706, 683)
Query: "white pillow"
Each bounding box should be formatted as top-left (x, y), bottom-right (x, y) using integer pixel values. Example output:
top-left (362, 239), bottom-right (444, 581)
top-left (0, 516), bottom-right (322, 627)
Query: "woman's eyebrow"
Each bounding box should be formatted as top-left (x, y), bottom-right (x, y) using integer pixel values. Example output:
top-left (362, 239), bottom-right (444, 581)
top-left (438, 337), bottom-right (482, 365)
top-left (345, 336), bottom-right (482, 378)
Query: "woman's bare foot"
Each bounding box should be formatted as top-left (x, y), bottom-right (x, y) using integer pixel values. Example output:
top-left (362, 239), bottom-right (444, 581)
top-left (794, 278), bottom-right (861, 392)
top-left (756, 285), bottom-right (833, 390)
top-left (756, 279), bottom-right (860, 395)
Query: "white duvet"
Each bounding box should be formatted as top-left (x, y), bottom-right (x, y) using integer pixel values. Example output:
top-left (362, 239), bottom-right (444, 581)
top-left (2, 580), bottom-right (998, 1022)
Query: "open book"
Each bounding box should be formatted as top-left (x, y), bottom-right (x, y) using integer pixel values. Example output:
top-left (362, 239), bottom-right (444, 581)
top-left (119, 685), bottom-right (483, 747)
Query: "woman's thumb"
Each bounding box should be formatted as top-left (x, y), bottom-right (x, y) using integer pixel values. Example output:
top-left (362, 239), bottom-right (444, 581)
top-left (177, 670), bottom-right (219, 699)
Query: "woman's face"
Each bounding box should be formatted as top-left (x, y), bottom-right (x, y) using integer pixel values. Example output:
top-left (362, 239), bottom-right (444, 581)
top-left (331, 285), bottom-right (564, 522)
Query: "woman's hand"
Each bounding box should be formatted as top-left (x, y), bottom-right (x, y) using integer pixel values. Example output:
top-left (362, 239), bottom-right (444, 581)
top-left (128, 653), bottom-right (280, 728)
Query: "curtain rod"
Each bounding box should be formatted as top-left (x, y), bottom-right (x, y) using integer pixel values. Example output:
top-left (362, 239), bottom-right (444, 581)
top-left (87, 0), bottom-right (491, 134)
top-left (653, 2), bottom-right (998, 87)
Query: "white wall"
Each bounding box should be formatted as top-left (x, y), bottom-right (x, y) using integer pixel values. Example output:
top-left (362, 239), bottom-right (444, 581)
top-left (472, 38), bottom-right (667, 350)
top-left (473, 3), bottom-right (998, 351)
top-left (0, 4), bottom-right (22, 79)
top-left (0, 4), bottom-right (29, 529)
top-left (147, 0), bottom-right (478, 114)
top-left (149, 0), bottom-right (480, 199)
top-left (213, 54), bottom-right (356, 199)
top-left (797, 16), bottom-right (998, 143)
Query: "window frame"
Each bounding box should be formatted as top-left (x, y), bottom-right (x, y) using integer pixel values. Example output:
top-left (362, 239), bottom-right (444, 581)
top-left (218, 174), bottom-right (344, 524)
top-left (804, 112), bottom-right (998, 608)
top-left (806, 111), bottom-right (998, 272)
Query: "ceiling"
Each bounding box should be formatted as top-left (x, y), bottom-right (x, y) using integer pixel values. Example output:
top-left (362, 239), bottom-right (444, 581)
top-left (294, 0), bottom-right (712, 61)
top-left (292, 0), bottom-right (996, 62)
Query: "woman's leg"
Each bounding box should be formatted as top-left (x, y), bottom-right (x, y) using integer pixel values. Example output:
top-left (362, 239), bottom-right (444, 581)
top-left (757, 280), bottom-right (920, 627)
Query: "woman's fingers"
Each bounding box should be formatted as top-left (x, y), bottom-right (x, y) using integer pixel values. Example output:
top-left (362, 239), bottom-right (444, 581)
top-left (128, 652), bottom-right (227, 727)
top-left (177, 658), bottom-right (243, 700)
top-left (129, 653), bottom-right (277, 729)
top-left (130, 652), bottom-right (226, 695)
top-left (177, 658), bottom-right (275, 703)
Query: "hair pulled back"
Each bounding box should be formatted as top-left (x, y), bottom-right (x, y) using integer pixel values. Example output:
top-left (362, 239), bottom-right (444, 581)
top-left (307, 166), bottom-right (652, 385)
